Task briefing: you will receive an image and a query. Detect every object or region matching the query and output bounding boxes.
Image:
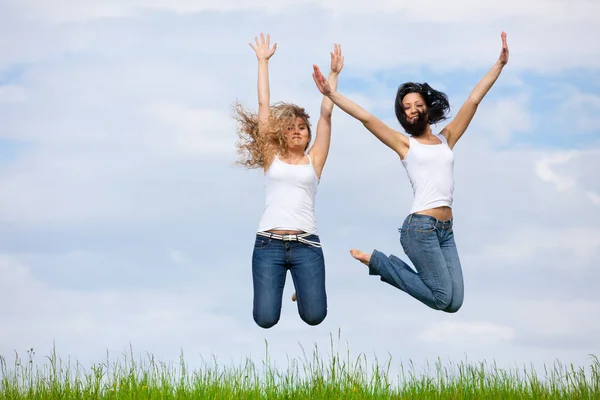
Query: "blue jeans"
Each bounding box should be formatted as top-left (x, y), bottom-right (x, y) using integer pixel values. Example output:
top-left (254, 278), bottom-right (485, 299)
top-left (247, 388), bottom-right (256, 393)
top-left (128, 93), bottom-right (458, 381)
top-left (368, 214), bottom-right (464, 313)
top-left (252, 234), bottom-right (327, 328)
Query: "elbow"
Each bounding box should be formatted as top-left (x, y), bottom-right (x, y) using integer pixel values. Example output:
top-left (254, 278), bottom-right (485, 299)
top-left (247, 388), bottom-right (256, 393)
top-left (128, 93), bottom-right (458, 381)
top-left (467, 95), bottom-right (481, 107)
top-left (320, 110), bottom-right (332, 119)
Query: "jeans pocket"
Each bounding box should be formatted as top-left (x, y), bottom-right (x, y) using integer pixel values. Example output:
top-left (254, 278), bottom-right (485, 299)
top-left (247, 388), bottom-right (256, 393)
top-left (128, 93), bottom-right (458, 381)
top-left (254, 237), bottom-right (270, 249)
top-left (415, 222), bottom-right (436, 233)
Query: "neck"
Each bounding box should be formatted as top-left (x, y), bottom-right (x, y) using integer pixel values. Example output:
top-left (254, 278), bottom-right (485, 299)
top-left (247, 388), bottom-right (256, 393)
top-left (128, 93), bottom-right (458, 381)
top-left (412, 124), bottom-right (433, 138)
top-left (282, 148), bottom-right (305, 161)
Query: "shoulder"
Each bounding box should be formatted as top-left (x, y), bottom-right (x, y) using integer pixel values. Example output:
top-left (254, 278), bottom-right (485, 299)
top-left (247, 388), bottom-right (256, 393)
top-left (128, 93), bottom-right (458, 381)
top-left (438, 130), bottom-right (456, 149)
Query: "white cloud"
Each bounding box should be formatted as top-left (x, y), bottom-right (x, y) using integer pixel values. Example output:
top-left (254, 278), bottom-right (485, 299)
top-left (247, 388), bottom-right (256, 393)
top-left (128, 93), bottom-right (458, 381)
top-left (535, 150), bottom-right (600, 205)
top-left (0, 254), bottom-right (253, 364)
top-left (587, 191), bottom-right (600, 205)
top-left (0, 84), bottom-right (26, 103)
top-left (1, 0), bottom-right (599, 72)
top-left (470, 93), bottom-right (532, 143)
top-left (169, 250), bottom-right (190, 265)
top-left (556, 88), bottom-right (600, 132)
top-left (9, 0), bottom-right (600, 23)
top-left (535, 152), bottom-right (578, 192)
top-left (419, 321), bottom-right (516, 344)
top-left (474, 226), bottom-right (600, 271)
top-left (511, 300), bottom-right (600, 349)
top-left (146, 102), bottom-right (235, 155)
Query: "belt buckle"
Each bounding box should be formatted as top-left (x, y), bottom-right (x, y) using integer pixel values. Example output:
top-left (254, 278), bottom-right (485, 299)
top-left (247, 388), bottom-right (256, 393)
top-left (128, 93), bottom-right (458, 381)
top-left (283, 234), bottom-right (295, 241)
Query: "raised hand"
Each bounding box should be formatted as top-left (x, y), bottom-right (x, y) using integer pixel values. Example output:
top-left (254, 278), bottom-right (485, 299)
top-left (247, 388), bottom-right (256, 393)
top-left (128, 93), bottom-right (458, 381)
top-left (249, 33), bottom-right (277, 61)
top-left (312, 65), bottom-right (333, 96)
top-left (498, 32), bottom-right (509, 65)
top-left (330, 43), bottom-right (344, 74)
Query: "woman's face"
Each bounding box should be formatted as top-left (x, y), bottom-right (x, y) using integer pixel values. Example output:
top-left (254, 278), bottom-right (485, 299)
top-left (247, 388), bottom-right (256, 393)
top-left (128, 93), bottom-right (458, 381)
top-left (284, 116), bottom-right (310, 150)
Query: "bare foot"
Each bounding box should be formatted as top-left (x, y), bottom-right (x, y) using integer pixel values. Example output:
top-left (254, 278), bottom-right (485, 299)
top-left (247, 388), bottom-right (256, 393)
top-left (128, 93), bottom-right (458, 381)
top-left (291, 292), bottom-right (296, 302)
top-left (350, 249), bottom-right (370, 266)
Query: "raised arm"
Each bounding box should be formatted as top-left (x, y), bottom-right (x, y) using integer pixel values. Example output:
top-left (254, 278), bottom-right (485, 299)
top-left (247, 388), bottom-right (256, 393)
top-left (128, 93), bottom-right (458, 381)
top-left (309, 44), bottom-right (344, 178)
top-left (312, 65), bottom-right (408, 158)
top-left (442, 32), bottom-right (509, 149)
top-left (249, 33), bottom-right (277, 126)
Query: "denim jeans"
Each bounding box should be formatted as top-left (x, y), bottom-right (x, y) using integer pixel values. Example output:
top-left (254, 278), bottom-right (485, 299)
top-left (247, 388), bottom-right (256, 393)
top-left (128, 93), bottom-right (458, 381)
top-left (368, 214), bottom-right (464, 313)
top-left (252, 233), bottom-right (327, 328)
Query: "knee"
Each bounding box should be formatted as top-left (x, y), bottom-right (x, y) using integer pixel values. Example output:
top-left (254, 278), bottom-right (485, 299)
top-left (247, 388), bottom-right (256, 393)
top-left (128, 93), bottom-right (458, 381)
top-left (300, 309), bottom-right (327, 326)
top-left (444, 296), bottom-right (464, 314)
top-left (444, 305), bottom-right (461, 313)
top-left (433, 290), bottom-right (453, 311)
top-left (253, 313), bottom-right (280, 329)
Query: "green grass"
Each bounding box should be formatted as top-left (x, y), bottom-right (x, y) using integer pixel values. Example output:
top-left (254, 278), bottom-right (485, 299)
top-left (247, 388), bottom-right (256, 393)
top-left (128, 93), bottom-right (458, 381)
top-left (1, 339), bottom-right (598, 399)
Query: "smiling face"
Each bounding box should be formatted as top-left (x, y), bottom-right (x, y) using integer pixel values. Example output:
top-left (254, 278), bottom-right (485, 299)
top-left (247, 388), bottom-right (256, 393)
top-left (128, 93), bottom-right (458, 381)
top-left (394, 82), bottom-right (451, 137)
top-left (400, 92), bottom-right (429, 136)
top-left (284, 116), bottom-right (311, 151)
top-left (402, 93), bottom-right (427, 123)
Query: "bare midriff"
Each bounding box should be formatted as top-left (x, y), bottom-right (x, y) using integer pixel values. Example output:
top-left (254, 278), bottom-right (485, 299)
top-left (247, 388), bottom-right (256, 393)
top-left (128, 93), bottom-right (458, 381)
top-left (414, 206), bottom-right (453, 221)
top-left (267, 229), bottom-right (305, 235)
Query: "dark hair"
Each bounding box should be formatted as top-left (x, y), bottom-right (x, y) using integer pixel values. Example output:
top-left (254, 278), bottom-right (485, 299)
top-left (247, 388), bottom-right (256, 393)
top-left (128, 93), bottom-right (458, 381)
top-left (394, 82), bottom-right (450, 134)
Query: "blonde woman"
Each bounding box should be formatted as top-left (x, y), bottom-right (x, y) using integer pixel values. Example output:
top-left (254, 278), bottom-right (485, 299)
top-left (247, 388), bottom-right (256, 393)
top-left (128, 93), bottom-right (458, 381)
top-left (234, 33), bottom-right (344, 328)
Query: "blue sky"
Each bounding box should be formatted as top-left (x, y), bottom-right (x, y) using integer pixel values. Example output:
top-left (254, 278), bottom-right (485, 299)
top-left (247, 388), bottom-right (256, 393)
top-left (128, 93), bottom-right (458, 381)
top-left (1, 0), bottom-right (599, 377)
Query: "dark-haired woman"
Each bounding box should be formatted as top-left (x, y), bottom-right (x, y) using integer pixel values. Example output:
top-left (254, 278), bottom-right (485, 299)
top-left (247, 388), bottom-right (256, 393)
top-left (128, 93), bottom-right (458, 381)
top-left (311, 32), bottom-right (509, 312)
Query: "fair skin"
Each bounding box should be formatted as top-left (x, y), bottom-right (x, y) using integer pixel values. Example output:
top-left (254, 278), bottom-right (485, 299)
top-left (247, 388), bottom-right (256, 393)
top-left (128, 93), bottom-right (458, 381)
top-left (250, 33), bottom-right (344, 234)
top-left (312, 32), bottom-right (509, 264)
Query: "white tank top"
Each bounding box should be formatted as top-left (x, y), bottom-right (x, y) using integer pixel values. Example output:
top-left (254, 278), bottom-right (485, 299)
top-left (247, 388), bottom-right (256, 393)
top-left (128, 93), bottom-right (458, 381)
top-left (257, 154), bottom-right (319, 234)
top-left (401, 133), bottom-right (454, 214)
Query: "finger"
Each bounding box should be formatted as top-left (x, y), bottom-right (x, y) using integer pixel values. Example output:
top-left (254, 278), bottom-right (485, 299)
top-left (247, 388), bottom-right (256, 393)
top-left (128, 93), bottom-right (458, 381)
top-left (320, 67), bottom-right (327, 79)
top-left (255, 36), bottom-right (260, 47)
top-left (249, 43), bottom-right (256, 51)
top-left (319, 73), bottom-right (327, 85)
top-left (312, 72), bottom-right (322, 87)
top-left (313, 68), bottom-right (321, 82)
top-left (272, 42), bottom-right (277, 52)
top-left (267, 33), bottom-right (271, 47)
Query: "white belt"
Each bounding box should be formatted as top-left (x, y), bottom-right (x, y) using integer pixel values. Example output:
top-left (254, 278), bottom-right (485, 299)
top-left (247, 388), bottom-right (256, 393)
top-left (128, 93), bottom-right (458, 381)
top-left (257, 231), bottom-right (322, 248)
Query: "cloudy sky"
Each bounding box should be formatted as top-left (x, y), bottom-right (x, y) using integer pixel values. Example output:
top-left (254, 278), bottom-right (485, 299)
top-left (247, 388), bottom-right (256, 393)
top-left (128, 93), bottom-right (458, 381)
top-left (1, 0), bottom-right (599, 378)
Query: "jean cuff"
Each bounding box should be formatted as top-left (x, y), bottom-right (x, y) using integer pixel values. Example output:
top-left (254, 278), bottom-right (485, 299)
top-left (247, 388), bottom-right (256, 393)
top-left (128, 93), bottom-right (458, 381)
top-left (367, 249), bottom-right (381, 276)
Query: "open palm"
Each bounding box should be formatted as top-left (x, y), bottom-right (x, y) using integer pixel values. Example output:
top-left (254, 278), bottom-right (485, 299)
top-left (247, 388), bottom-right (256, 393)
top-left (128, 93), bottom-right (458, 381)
top-left (498, 32), bottom-right (509, 65)
top-left (249, 33), bottom-right (277, 61)
top-left (330, 43), bottom-right (344, 74)
top-left (312, 65), bottom-right (332, 96)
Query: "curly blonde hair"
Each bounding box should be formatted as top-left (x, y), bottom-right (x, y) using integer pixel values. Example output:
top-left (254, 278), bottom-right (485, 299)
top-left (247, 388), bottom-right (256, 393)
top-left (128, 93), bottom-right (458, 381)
top-left (233, 101), bottom-right (312, 169)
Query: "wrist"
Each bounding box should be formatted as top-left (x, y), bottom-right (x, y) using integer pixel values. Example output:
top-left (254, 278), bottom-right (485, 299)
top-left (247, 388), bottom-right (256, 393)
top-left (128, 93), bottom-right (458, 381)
top-left (326, 90), bottom-right (338, 99)
top-left (258, 59), bottom-right (269, 65)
